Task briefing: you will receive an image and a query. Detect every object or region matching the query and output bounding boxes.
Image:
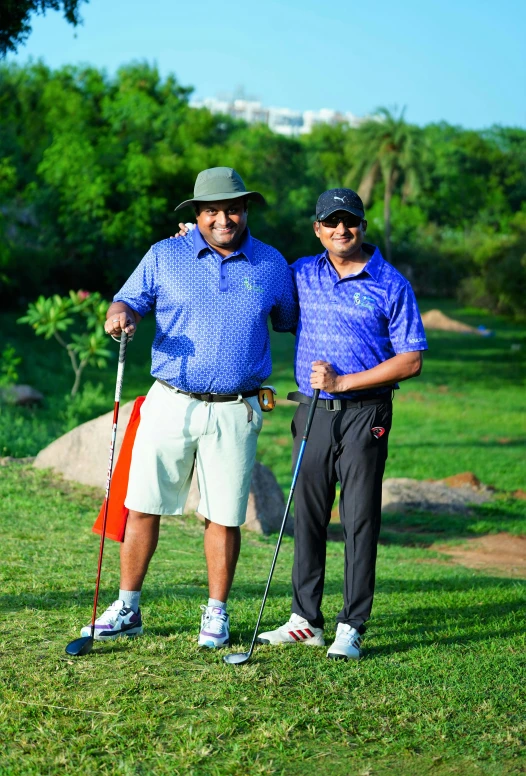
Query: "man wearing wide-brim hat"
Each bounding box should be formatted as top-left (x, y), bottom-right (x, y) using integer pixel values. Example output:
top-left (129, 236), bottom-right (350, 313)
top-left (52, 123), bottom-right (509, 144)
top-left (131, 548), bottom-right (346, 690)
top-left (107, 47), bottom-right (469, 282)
top-left (79, 167), bottom-right (298, 649)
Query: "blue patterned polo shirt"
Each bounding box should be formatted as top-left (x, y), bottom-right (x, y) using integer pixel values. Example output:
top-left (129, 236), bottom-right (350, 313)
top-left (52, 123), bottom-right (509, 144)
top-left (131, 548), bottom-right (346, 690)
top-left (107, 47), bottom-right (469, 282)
top-left (292, 245), bottom-right (428, 400)
top-left (114, 227), bottom-right (298, 393)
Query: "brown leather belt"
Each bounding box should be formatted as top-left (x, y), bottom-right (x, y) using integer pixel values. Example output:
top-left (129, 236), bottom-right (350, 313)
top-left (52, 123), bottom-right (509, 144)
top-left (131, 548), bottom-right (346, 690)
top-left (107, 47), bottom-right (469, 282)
top-left (287, 390), bottom-right (391, 412)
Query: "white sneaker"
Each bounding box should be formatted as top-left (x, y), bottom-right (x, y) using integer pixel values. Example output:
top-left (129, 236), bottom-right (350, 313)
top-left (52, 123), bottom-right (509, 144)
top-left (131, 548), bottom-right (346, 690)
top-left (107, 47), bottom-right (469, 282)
top-left (257, 612), bottom-right (325, 646)
top-left (80, 600), bottom-right (143, 641)
top-left (198, 605), bottom-right (230, 648)
top-left (326, 623), bottom-right (362, 660)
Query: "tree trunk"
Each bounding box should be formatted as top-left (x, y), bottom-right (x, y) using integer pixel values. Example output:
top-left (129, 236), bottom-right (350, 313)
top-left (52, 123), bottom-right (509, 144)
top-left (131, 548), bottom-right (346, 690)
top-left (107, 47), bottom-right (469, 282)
top-left (383, 183), bottom-right (392, 263)
top-left (383, 167), bottom-right (399, 263)
top-left (357, 161), bottom-right (379, 207)
top-left (70, 359), bottom-right (88, 397)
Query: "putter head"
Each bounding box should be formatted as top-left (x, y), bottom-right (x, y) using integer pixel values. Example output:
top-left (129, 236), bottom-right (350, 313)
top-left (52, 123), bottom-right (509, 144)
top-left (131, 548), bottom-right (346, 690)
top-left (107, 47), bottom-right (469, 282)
top-left (65, 636), bottom-right (94, 657)
top-left (223, 651), bottom-right (251, 666)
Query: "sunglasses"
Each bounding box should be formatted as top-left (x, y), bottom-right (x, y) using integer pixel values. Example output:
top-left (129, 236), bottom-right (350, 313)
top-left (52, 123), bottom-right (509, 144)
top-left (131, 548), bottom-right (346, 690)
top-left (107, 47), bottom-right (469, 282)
top-left (320, 214), bottom-right (363, 229)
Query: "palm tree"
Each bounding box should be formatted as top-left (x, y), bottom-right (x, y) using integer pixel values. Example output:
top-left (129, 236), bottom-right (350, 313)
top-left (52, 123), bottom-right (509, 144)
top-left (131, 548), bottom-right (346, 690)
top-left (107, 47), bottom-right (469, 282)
top-left (345, 107), bottom-right (421, 262)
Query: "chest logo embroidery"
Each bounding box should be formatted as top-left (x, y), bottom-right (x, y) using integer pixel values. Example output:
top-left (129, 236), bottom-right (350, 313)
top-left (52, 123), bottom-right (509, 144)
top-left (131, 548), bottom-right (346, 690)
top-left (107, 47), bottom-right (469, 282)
top-left (244, 278), bottom-right (264, 293)
top-left (353, 292), bottom-right (376, 312)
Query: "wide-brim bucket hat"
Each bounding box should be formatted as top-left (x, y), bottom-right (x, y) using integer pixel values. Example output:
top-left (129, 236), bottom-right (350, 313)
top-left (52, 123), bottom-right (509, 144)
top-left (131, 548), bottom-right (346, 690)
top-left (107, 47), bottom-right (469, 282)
top-left (174, 167), bottom-right (266, 211)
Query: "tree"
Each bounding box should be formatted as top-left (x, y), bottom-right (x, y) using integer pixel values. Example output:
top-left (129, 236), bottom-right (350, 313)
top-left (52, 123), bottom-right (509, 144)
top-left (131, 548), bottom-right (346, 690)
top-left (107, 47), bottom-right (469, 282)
top-left (18, 290), bottom-right (111, 396)
top-left (0, 0), bottom-right (87, 57)
top-left (345, 108), bottom-right (421, 262)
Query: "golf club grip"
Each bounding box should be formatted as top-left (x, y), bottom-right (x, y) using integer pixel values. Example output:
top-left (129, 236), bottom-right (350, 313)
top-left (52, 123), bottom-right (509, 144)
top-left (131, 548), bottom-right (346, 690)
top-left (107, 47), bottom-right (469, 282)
top-left (115, 331), bottom-right (128, 402)
top-left (303, 389), bottom-right (320, 439)
top-left (248, 389), bottom-right (320, 655)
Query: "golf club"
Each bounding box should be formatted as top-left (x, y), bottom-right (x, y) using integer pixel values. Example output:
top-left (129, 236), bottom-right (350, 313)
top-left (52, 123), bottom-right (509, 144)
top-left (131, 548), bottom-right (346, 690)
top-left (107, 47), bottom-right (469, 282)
top-left (65, 330), bottom-right (129, 657)
top-left (223, 389), bottom-right (320, 666)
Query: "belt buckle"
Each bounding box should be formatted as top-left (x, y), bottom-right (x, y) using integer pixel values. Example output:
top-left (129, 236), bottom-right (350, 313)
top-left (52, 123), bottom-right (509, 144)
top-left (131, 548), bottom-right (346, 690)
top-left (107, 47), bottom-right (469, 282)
top-left (327, 398), bottom-right (341, 412)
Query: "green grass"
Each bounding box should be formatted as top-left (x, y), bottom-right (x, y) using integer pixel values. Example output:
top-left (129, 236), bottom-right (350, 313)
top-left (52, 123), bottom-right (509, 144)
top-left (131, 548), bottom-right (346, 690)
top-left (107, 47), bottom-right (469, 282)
top-left (1, 301), bottom-right (526, 774)
top-left (1, 463), bottom-right (525, 775)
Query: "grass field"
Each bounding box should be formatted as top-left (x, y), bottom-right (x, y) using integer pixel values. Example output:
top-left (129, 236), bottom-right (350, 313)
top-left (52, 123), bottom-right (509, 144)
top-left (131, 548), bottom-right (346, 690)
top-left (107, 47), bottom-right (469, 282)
top-left (1, 302), bottom-right (526, 774)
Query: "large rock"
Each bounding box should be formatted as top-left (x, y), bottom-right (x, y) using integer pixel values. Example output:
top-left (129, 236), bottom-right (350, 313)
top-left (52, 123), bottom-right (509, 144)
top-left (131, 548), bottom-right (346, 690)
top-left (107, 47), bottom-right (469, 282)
top-left (34, 401), bottom-right (136, 488)
top-left (33, 404), bottom-right (288, 534)
top-left (382, 475), bottom-right (494, 515)
top-left (0, 384), bottom-right (44, 406)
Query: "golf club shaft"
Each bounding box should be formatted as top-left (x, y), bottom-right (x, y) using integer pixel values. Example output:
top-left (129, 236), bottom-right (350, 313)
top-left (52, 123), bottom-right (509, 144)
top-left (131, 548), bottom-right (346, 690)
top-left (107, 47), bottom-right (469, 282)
top-left (89, 331), bottom-right (129, 637)
top-left (247, 389), bottom-right (320, 656)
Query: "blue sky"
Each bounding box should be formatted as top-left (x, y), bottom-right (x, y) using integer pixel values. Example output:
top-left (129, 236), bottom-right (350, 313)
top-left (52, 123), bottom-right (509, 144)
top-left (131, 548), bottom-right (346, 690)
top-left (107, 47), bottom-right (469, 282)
top-left (8, 0), bottom-right (526, 129)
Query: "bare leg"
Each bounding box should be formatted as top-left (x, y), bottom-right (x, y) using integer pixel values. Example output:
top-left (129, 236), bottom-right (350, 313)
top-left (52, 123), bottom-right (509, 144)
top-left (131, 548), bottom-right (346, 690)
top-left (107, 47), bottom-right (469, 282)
top-left (120, 510), bottom-right (160, 591)
top-left (203, 519), bottom-right (241, 602)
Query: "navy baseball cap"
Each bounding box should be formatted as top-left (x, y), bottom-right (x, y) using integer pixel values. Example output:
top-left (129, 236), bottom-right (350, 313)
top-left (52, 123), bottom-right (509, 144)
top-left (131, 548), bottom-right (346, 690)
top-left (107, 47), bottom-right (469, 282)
top-left (316, 188), bottom-right (365, 221)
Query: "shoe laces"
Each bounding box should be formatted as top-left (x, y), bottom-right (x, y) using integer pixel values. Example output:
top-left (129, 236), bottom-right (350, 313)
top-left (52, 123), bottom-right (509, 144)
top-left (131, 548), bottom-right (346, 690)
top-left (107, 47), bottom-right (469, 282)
top-left (97, 600), bottom-right (126, 623)
top-left (288, 612), bottom-right (317, 629)
top-left (335, 624), bottom-right (361, 647)
top-left (200, 605), bottom-right (228, 635)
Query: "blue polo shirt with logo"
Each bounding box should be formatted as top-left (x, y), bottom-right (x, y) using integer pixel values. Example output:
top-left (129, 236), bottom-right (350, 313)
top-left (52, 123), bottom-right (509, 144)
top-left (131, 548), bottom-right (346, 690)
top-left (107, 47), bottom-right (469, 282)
top-left (292, 245), bottom-right (428, 400)
top-left (114, 228), bottom-right (298, 394)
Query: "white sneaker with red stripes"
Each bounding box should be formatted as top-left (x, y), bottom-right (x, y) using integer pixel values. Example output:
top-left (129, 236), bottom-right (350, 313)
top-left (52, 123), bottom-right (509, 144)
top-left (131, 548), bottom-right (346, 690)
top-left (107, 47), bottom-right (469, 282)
top-left (257, 613), bottom-right (325, 646)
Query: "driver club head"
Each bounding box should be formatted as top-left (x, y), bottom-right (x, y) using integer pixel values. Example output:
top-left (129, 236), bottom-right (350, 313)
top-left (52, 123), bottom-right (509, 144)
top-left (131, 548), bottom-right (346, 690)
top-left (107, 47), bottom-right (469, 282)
top-left (223, 652), bottom-right (251, 666)
top-left (65, 636), bottom-right (94, 657)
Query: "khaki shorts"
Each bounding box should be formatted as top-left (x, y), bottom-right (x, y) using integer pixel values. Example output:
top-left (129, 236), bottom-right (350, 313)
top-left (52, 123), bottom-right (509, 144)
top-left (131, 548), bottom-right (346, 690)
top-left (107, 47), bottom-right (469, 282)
top-left (125, 381), bottom-right (263, 526)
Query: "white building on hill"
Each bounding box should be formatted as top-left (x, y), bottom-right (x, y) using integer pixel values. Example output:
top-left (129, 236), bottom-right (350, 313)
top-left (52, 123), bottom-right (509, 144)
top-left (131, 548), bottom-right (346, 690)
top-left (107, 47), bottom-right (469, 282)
top-left (190, 97), bottom-right (362, 136)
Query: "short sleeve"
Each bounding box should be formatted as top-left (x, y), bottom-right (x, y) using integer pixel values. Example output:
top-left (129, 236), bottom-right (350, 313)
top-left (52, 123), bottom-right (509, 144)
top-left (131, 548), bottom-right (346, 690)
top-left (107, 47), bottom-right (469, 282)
top-left (389, 283), bottom-right (428, 353)
top-left (270, 263), bottom-right (299, 332)
top-left (113, 247), bottom-right (157, 317)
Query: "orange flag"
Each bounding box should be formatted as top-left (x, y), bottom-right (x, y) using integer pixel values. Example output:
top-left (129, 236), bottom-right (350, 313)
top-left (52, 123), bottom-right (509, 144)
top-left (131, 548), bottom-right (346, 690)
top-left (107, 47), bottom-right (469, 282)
top-left (92, 396), bottom-right (146, 542)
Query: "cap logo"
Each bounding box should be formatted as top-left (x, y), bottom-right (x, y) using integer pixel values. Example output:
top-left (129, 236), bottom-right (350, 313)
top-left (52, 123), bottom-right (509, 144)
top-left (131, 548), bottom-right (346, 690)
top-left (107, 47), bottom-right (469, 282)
top-left (334, 196), bottom-right (345, 202)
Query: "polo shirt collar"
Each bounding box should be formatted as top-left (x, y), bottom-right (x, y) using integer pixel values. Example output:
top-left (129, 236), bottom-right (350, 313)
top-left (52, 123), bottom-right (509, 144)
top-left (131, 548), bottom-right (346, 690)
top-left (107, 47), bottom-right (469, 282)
top-left (317, 243), bottom-right (383, 281)
top-left (193, 226), bottom-right (254, 263)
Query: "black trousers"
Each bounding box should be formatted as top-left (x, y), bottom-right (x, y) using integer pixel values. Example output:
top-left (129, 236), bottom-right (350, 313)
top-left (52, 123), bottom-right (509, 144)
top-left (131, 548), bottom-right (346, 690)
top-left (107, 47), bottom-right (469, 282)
top-left (290, 398), bottom-right (392, 632)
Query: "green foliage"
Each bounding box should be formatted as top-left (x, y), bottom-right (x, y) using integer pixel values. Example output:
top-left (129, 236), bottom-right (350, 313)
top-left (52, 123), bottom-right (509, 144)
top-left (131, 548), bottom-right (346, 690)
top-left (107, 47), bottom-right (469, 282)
top-left (0, 61), bottom-right (525, 316)
top-left (0, 343), bottom-right (21, 386)
top-left (18, 290), bottom-right (111, 396)
top-left (344, 107), bottom-right (423, 262)
top-left (455, 209), bottom-right (526, 319)
top-left (0, 0), bottom-right (87, 56)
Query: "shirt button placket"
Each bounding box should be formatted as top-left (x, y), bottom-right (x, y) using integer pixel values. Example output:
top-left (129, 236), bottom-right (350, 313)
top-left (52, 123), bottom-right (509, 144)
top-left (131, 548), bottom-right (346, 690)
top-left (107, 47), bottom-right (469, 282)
top-left (220, 259), bottom-right (228, 292)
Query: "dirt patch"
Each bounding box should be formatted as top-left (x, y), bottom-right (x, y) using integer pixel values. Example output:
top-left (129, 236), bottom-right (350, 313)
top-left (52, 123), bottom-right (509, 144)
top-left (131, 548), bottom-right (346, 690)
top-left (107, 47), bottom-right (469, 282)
top-left (421, 309), bottom-right (490, 335)
top-left (431, 533), bottom-right (526, 577)
top-left (438, 471), bottom-right (490, 490)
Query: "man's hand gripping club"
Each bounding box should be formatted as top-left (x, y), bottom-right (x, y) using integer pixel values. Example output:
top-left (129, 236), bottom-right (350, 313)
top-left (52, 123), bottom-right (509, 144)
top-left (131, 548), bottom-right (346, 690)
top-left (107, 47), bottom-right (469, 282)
top-left (105, 302), bottom-right (141, 339)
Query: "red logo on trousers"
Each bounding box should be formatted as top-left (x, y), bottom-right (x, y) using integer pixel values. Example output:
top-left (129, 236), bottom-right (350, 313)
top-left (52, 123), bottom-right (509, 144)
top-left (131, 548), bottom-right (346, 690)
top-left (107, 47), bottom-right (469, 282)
top-left (371, 426), bottom-right (385, 439)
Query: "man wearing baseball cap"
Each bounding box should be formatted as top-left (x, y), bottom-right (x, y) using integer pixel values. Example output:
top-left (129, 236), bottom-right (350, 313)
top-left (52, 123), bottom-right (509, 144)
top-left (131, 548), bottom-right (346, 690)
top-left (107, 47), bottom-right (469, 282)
top-left (79, 167), bottom-right (297, 648)
top-left (258, 188), bottom-right (427, 660)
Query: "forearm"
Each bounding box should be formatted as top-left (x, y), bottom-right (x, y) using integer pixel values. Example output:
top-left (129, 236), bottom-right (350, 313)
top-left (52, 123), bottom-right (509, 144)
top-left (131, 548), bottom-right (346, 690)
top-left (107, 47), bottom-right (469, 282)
top-left (336, 352), bottom-right (423, 393)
